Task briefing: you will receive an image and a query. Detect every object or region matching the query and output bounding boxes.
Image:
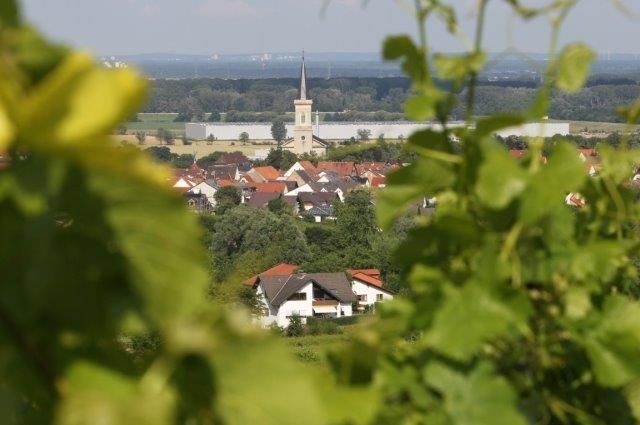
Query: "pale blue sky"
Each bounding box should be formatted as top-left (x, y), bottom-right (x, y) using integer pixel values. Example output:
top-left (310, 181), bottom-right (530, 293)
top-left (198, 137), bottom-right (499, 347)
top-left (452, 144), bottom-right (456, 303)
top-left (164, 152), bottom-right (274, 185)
top-left (19, 0), bottom-right (640, 56)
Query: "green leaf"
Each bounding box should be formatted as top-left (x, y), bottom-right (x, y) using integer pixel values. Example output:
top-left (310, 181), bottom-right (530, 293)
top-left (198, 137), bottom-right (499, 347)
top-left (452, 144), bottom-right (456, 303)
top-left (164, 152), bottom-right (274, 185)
top-left (405, 85), bottom-right (444, 121)
top-left (0, 0), bottom-right (19, 27)
top-left (519, 142), bottom-right (586, 224)
top-left (434, 52), bottom-right (486, 82)
top-left (580, 296), bottom-right (640, 387)
top-left (475, 114), bottom-right (526, 139)
top-left (476, 145), bottom-right (528, 209)
top-left (556, 43), bottom-right (596, 93)
top-left (57, 361), bottom-right (176, 425)
top-left (377, 158), bottom-right (455, 229)
top-left (0, 101), bottom-right (14, 150)
top-left (426, 280), bottom-right (531, 361)
top-left (382, 35), bottom-right (427, 83)
top-left (424, 362), bottom-right (527, 425)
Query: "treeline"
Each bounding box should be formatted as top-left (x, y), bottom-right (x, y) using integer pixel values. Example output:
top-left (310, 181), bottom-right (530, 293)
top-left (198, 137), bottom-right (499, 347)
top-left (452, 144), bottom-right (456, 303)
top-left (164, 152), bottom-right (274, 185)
top-left (145, 76), bottom-right (640, 123)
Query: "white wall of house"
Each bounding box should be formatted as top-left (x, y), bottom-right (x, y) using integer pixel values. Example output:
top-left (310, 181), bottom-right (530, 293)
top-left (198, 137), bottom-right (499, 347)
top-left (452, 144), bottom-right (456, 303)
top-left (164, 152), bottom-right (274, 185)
top-left (284, 183), bottom-right (314, 197)
top-left (188, 182), bottom-right (217, 206)
top-left (256, 281), bottom-right (355, 328)
top-left (352, 279), bottom-right (393, 308)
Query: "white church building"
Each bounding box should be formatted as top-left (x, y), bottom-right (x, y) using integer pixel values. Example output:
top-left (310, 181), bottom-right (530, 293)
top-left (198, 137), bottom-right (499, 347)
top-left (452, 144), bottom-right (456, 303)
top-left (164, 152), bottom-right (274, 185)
top-left (185, 58), bottom-right (571, 155)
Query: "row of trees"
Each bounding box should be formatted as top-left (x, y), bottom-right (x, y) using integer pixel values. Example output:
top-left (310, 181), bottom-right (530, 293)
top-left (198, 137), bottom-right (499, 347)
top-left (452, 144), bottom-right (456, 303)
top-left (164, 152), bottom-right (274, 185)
top-left (146, 76), bottom-right (640, 124)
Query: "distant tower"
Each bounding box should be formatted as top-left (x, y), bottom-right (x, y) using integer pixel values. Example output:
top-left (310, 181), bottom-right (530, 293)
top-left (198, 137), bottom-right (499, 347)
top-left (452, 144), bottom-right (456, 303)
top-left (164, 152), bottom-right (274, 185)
top-left (293, 53), bottom-right (313, 154)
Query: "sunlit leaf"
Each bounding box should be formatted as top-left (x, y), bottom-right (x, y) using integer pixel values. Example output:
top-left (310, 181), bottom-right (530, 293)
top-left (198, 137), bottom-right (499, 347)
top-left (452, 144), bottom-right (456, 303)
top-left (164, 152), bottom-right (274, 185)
top-left (476, 145), bottom-right (528, 209)
top-left (556, 43), bottom-right (596, 93)
top-left (580, 296), bottom-right (640, 387)
top-left (424, 362), bottom-right (527, 425)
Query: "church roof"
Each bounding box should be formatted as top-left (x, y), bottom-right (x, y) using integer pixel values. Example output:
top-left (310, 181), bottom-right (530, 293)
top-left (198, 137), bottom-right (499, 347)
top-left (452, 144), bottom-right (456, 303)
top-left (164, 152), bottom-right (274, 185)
top-left (299, 56), bottom-right (308, 100)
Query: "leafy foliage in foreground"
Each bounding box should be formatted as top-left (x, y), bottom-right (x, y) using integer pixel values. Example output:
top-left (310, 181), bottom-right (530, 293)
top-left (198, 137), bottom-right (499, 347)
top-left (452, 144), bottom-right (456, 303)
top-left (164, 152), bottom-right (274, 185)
top-left (0, 2), bottom-right (361, 424)
top-left (327, 1), bottom-right (640, 424)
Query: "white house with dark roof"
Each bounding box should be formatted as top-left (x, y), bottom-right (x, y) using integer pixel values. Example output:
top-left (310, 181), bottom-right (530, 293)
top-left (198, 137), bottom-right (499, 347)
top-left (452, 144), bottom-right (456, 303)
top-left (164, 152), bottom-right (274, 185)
top-left (252, 273), bottom-right (356, 328)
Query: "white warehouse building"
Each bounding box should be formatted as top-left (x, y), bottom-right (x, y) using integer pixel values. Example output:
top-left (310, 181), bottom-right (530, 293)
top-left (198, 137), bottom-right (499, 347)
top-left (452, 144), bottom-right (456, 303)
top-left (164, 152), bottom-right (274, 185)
top-left (185, 120), bottom-right (570, 142)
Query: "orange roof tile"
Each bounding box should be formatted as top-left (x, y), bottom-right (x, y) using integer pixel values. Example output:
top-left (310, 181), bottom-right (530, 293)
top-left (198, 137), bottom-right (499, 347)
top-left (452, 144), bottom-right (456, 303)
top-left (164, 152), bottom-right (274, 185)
top-left (317, 161), bottom-right (355, 177)
top-left (351, 272), bottom-right (384, 288)
top-left (252, 166), bottom-right (282, 181)
top-left (347, 269), bottom-right (381, 278)
top-left (252, 182), bottom-right (287, 193)
top-left (298, 160), bottom-right (318, 174)
top-left (371, 176), bottom-right (386, 187)
top-left (217, 179), bottom-right (237, 187)
top-left (244, 263), bottom-right (298, 286)
top-left (509, 149), bottom-right (526, 159)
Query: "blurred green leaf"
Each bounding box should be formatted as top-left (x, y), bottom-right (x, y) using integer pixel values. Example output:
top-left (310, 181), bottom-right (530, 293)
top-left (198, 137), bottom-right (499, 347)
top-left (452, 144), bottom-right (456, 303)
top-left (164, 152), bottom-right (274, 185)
top-left (519, 142), bottom-right (586, 224)
top-left (476, 145), bottom-right (528, 209)
top-left (556, 43), bottom-right (596, 93)
top-left (434, 52), bottom-right (485, 82)
top-left (382, 35), bottom-right (427, 83)
top-left (580, 296), bottom-right (640, 387)
top-left (475, 114), bottom-right (525, 139)
top-left (424, 362), bottom-right (527, 425)
top-left (426, 279), bottom-right (531, 361)
top-left (0, 0), bottom-right (19, 27)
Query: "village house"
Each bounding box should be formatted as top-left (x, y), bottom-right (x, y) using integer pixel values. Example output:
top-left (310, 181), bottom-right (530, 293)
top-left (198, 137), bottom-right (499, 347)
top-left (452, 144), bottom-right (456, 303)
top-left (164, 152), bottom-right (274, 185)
top-left (347, 269), bottom-right (394, 311)
top-left (246, 264), bottom-right (394, 327)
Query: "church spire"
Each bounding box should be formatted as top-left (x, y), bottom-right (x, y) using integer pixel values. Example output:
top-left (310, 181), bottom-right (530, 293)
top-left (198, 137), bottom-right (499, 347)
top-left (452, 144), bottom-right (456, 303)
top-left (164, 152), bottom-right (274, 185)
top-left (299, 51), bottom-right (308, 101)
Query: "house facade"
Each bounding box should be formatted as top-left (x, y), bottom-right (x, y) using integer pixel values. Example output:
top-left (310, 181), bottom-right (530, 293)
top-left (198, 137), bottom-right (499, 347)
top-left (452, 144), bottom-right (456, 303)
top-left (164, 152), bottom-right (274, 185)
top-left (348, 269), bottom-right (394, 311)
top-left (253, 273), bottom-right (356, 328)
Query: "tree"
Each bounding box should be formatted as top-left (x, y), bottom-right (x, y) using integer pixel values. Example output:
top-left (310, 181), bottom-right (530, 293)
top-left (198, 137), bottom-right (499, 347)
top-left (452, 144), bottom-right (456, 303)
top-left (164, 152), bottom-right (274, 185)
top-left (196, 151), bottom-right (224, 169)
top-left (357, 128), bottom-right (371, 141)
top-left (171, 154), bottom-right (195, 169)
top-left (209, 110), bottom-right (221, 122)
top-left (206, 134), bottom-right (215, 145)
top-left (265, 148), bottom-right (297, 171)
top-left (174, 111), bottom-right (192, 122)
top-left (270, 119), bottom-right (287, 145)
top-left (239, 131), bottom-right (250, 145)
top-left (144, 146), bottom-right (175, 163)
top-left (267, 196), bottom-right (289, 215)
top-left (135, 131), bottom-right (146, 145)
top-left (286, 314), bottom-right (304, 337)
top-left (214, 186), bottom-right (242, 215)
top-left (157, 127), bottom-right (174, 145)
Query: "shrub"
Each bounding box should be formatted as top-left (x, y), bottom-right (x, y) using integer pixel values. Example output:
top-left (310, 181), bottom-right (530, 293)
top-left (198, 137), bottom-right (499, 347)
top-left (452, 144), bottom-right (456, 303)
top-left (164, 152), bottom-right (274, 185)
top-left (286, 314), bottom-right (304, 337)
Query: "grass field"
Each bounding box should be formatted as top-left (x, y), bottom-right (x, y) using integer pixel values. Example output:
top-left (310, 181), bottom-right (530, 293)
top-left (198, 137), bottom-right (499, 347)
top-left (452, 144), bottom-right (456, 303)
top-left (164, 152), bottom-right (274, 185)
top-left (112, 134), bottom-right (276, 156)
top-left (559, 120), bottom-right (640, 134)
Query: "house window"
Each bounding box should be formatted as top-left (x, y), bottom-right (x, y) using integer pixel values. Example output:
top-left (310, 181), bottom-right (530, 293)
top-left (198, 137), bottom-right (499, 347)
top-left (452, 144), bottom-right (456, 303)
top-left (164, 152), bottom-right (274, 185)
top-left (288, 292), bottom-right (307, 301)
top-left (376, 294), bottom-right (384, 301)
top-left (357, 294), bottom-right (367, 302)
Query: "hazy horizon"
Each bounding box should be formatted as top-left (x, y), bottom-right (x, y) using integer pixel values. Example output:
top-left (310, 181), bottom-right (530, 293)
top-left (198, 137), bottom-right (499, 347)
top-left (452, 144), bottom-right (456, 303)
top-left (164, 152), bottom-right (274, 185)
top-left (19, 0), bottom-right (640, 57)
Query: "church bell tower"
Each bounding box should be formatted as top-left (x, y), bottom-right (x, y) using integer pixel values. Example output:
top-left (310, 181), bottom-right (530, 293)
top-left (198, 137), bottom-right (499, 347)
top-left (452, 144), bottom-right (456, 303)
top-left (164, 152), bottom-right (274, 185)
top-left (293, 54), bottom-right (314, 154)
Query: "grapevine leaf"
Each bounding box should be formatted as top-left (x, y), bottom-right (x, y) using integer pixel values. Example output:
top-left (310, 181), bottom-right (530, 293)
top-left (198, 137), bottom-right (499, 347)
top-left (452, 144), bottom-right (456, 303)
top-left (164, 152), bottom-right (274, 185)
top-left (434, 52), bottom-right (485, 82)
top-left (556, 43), bottom-right (596, 93)
top-left (57, 361), bottom-right (176, 425)
top-left (519, 142), bottom-right (586, 224)
top-left (475, 114), bottom-right (526, 139)
top-left (405, 86), bottom-right (443, 121)
top-left (424, 362), bottom-right (527, 425)
top-left (476, 145), bottom-right (528, 209)
top-left (382, 35), bottom-right (427, 83)
top-left (0, 0), bottom-right (19, 27)
top-left (426, 280), bottom-right (531, 361)
top-left (377, 158), bottom-right (455, 229)
top-left (580, 296), bottom-right (640, 387)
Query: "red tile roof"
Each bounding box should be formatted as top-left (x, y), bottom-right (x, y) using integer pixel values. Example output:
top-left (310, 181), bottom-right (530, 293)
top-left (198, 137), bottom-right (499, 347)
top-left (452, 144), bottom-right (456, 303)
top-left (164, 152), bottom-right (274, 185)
top-left (252, 166), bottom-right (282, 181)
top-left (245, 263), bottom-right (298, 286)
top-left (317, 161), bottom-right (355, 177)
top-left (216, 179), bottom-right (237, 187)
top-left (298, 160), bottom-right (318, 174)
top-left (370, 176), bottom-right (386, 187)
top-left (509, 149), bottom-right (526, 159)
top-left (252, 182), bottom-right (287, 193)
top-left (351, 272), bottom-right (384, 288)
top-left (354, 162), bottom-right (387, 176)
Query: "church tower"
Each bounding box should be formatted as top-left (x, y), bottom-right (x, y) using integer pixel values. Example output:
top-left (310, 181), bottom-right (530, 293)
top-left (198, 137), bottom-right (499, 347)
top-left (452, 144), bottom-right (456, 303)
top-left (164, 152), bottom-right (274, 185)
top-left (293, 55), bottom-right (314, 154)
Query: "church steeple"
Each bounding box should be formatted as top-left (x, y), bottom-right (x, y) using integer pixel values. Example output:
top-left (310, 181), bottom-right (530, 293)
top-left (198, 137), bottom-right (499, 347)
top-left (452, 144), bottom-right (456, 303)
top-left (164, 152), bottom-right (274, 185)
top-left (299, 52), bottom-right (308, 100)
